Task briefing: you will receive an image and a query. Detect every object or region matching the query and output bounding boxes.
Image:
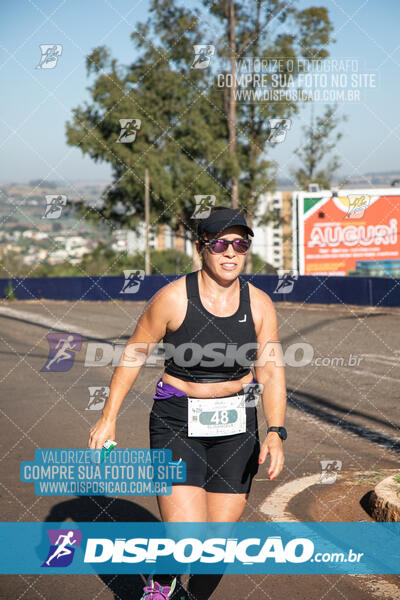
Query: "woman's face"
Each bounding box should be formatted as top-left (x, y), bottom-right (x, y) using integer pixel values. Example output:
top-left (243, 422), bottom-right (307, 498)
top-left (196, 225), bottom-right (249, 279)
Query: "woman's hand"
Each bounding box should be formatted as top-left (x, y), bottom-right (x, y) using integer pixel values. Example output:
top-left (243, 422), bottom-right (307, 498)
top-left (258, 432), bottom-right (285, 480)
top-left (88, 416), bottom-right (116, 449)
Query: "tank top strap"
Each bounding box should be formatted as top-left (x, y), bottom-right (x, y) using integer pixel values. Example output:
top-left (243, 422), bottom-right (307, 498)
top-left (185, 270), bottom-right (199, 299)
top-left (238, 275), bottom-right (251, 306)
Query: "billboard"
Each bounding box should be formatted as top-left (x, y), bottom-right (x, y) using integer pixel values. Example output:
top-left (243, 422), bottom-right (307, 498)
top-left (294, 190), bottom-right (400, 276)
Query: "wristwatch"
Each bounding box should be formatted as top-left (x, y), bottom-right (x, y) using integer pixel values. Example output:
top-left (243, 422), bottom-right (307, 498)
top-left (267, 426), bottom-right (287, 441)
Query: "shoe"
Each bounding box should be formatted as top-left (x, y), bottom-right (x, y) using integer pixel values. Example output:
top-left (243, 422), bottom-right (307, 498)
top-left (140, 576), bottom-right (177, 599)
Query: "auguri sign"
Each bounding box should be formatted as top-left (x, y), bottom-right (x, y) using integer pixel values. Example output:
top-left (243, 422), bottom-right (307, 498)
top-left (293, 190), bottom-right (400, 276)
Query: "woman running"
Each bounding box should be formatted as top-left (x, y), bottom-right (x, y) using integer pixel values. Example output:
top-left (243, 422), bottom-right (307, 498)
top-left (88, 206), bottom-right (287, 599)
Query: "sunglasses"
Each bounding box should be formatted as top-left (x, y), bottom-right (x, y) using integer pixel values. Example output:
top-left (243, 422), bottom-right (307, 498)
top-left (202, 238), bottom-right (251, 254)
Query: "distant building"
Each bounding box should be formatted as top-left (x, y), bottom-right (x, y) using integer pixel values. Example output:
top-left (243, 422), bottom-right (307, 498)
top-left (252, 192), bottom-right (293, 272)
top-left (1, 244), bottom-right (23, 255)
top-left (65, 236), bottom-right (87, 253)
top-left (47, 249), bottom-right (69, 264)
top-left (157, 224), bottom-right (175, 251)
top-left (30, 231), bottom-right (48, 240)
top-left (23, 248), bottom-right (48, 265)
top-left (112, 229), bottom-right (129, 253)
top-left (116, 223), bottom-right (193, 256)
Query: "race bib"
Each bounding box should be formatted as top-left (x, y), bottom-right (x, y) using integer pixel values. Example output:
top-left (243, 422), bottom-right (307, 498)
top-left (187, 395), bottom-right (246, 437)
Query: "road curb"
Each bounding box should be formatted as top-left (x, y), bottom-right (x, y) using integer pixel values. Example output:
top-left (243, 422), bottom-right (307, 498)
top-left (370, 474), bottom-right (400, 522)
top-left (0, 305), bottom-right (101, 339)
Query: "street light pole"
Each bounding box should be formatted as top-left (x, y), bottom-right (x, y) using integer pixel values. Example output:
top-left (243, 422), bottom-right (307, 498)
top-left (145, 168), bottom-right (151, 275)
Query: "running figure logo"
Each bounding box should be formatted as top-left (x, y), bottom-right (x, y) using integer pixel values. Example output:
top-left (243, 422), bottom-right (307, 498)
top-left (273, 272), bottom-right (298, 295)
top-left (42, 529), bottom-right (82, 567)
top-left (319, 460), bottom-right (342, 484)
top-left (192, 195), bottom-right (216, 219)
top-left (120, 270), bottom-right (145, 294)
top-left (36, 44), bottom-right (63, 69)
top-left (242, 383), bottom-right (264, 408)
top-left (267, 119), bottom-right (292, 143)
top-left (86, 386), bottom-right (110, 410)
top-left (42, 195), bottom-right (67, 219)
top-left (41, 333), bottom-right (82, 372)
top-left (344, 194), bottom-right (370, 219)
top-left (116, 119), bottom-right (141, 143)
top-left (191, 45), bottom-right (215, 69)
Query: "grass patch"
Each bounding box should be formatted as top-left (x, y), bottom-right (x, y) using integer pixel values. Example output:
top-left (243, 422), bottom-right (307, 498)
top-left (394, 474), bottom-right (400, 496)
top-left (346, 472), bottom-right (386, 486)
top-left (4, 280), bottom-right (16, 300)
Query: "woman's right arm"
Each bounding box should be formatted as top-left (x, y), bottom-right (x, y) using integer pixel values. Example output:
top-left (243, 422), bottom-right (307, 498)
top-left (87, 285), bottom-right (172, 449)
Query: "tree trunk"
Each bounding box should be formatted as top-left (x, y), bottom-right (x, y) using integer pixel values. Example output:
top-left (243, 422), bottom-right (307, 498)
top-left (245, 210), bottom-right (254, 274)
top-left (244, 0), bottom-right (261, 275)
top-left (228, 0), bottom-right (238, 209)
top-left (144, 168), bottom-right (151, 275)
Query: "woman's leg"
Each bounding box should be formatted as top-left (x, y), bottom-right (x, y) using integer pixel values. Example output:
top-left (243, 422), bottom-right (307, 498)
top-left (149, 486), bottom-right (207, 590)
top-left (206, 491), bottom-right (248, 522)
top-left (186, 492), bottom-right (248, 599)
top-left (157, 485), bottom-right (208, 522)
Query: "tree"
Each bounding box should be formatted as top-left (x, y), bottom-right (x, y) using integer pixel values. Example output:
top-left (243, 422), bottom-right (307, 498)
top-left (202, 0), bottom-right (334, 271)
top-left (66, 0), bottom-right (233, 272)
top-left (292, 104), bottom-right (347, 189)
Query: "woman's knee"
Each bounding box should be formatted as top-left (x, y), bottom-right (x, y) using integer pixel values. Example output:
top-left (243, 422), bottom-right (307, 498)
top-left (157, 485), bottom-right (208, 521)
top-left (206, 492), bottom-right (247, 521)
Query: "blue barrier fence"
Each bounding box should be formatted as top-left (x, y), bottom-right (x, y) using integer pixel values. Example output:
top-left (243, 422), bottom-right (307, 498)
top-left (1, 274), bottom-right (399, 306)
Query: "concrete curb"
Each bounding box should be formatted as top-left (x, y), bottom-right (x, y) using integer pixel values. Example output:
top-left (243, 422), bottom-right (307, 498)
top-left (370, 474), bottom-right (400, 522)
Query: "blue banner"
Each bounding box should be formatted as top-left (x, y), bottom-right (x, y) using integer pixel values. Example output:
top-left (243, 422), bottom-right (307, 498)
top-left (1, 522), bottom-right (399, 574)
top-left (1, 274), bottom-right (399, 306)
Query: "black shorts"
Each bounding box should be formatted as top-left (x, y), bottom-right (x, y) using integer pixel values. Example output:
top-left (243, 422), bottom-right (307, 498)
top-left (149, 392), bottom-right (260, 494)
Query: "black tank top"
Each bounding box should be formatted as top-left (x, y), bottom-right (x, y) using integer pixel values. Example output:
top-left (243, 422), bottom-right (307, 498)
top-left (162, 270), bottom-right (258, 383)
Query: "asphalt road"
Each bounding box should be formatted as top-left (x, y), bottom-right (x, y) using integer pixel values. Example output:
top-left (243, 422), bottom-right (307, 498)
top-left (0, 299), bottom-right (399, 599)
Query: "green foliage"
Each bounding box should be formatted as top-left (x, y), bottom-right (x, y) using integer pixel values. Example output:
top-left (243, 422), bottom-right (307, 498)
top-left (251, 252), bottom-right (277, 275)
top-left (4, 280), bottom-right (16, 300)
top-left (148, 249), bottom-right (192, 275)
top-left (24, 245), bottom-right (195, 277)
top-left (292, 104), bottom-right (347, 189)
top-left (295, 6), bottom-right (334, 59)
top-left (0, 252), bottom-right (25, 278)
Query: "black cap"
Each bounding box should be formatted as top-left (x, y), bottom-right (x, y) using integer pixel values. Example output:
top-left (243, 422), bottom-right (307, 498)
top-left (197, 208), bottom-right (254, 238)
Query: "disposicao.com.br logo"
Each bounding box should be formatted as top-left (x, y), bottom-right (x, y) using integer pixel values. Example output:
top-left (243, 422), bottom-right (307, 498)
top-left (83, 535), bottom-right (363, 566)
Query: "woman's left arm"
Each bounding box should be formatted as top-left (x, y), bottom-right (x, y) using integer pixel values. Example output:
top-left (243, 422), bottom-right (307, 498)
top-left (253, 290), bottom-right (287, 480)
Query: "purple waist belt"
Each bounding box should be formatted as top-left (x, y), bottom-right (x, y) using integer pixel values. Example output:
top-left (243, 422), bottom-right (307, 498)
top-left (153, 375), bottom-right (256, 400)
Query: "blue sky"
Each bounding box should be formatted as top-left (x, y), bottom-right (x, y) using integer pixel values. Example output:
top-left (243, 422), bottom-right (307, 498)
top-left (1, 0), bottom-right (399, 185)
